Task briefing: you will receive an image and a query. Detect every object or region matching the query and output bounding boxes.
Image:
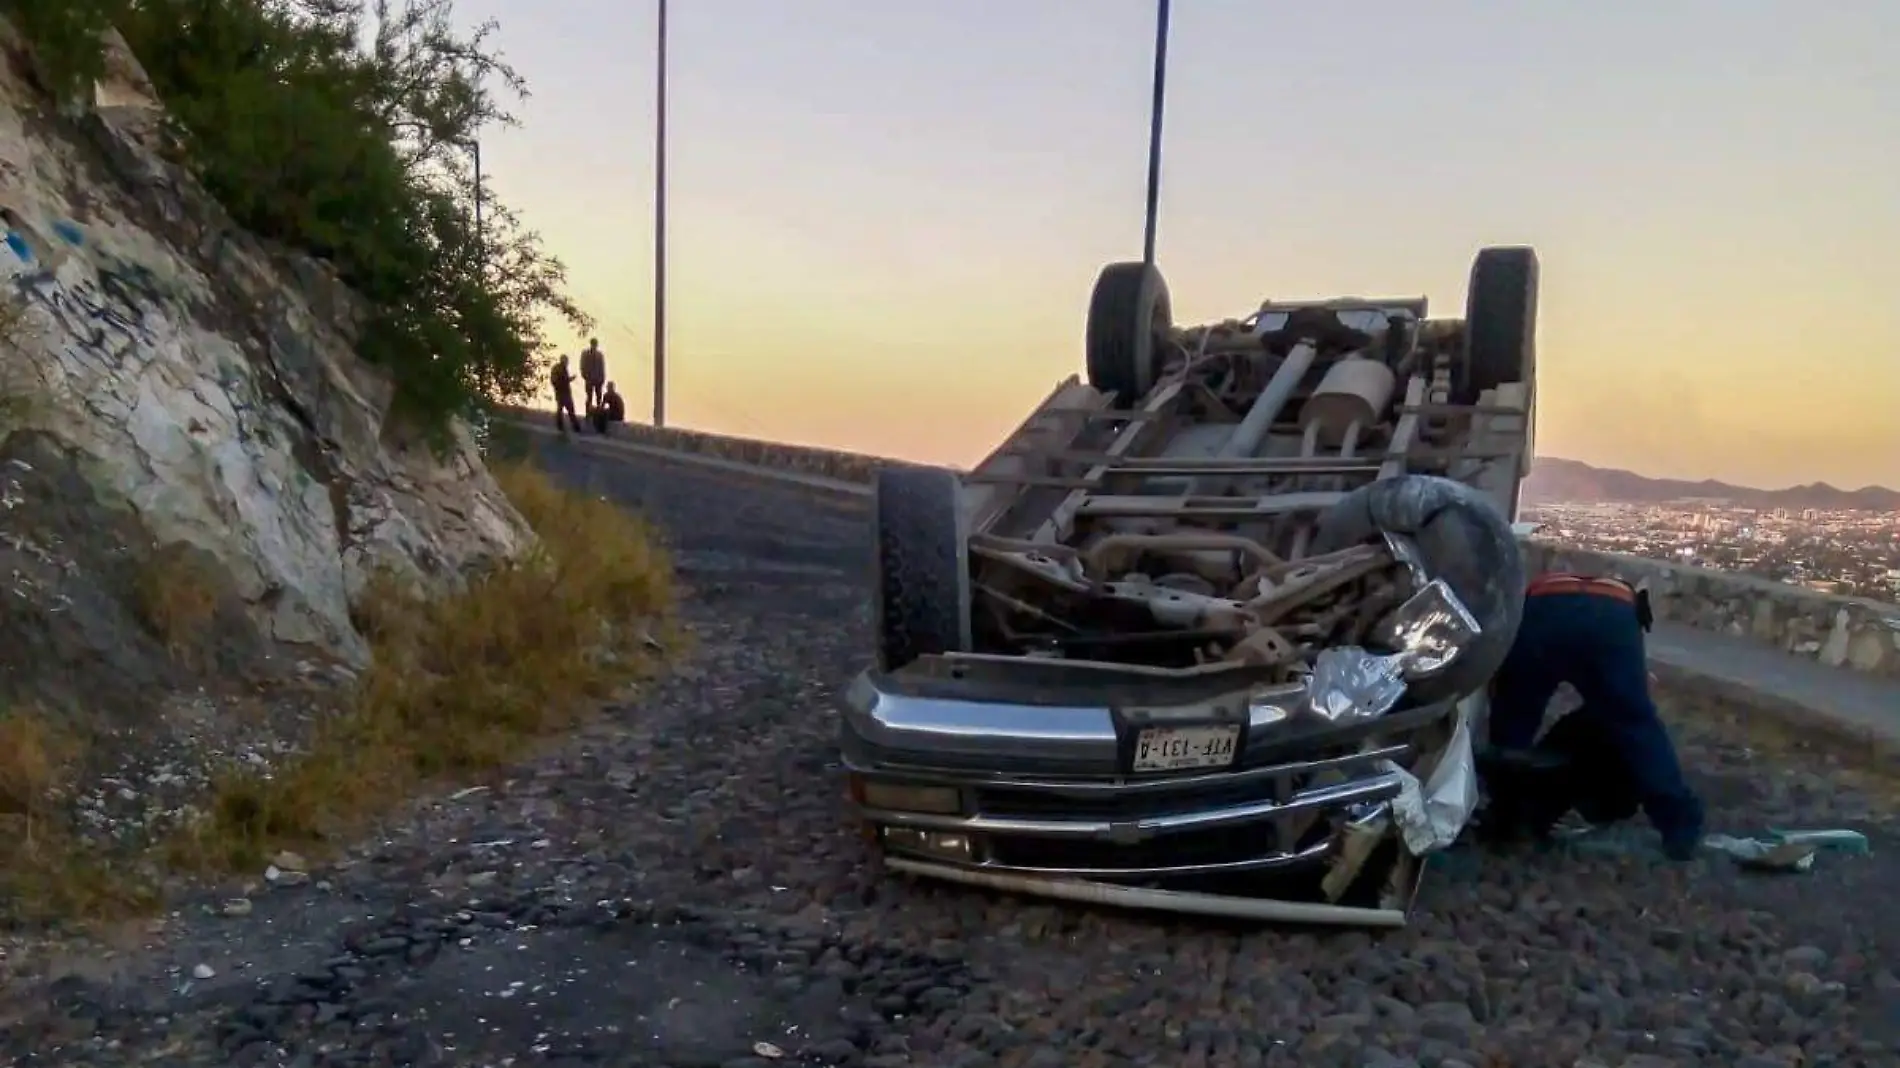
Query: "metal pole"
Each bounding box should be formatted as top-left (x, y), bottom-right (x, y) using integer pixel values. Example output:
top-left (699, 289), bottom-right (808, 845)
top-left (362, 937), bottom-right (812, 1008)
top-left (1141, 0), bottom-right (1171, 268)
top-left (652, 0), bottom-right (669, 428)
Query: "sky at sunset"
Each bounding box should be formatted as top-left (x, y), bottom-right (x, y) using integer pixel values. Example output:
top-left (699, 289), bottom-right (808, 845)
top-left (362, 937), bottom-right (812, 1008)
top-left (454, 0), bottom-right (1898, 490)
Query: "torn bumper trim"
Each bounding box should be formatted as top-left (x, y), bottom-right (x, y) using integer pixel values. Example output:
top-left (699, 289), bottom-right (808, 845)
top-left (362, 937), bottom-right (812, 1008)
top-left (883, 856), bottom-right (1419, 927)
top-left (857, 771), bottom-right (1405, 842)
top-left (842, 669), bottom-right (1462, 883)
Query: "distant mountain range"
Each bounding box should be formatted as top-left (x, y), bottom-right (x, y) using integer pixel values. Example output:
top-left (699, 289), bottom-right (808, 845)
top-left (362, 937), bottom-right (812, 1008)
top-left (1523, 458), bottom-right (1900, 512)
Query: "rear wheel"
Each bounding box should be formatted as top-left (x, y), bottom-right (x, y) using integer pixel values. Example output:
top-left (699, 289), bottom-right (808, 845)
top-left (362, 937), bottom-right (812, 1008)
top-left (1086, 261), bottom-right (1172, 405)
top-left (1455, 246), bottom-right (1538, 404)
top-left (873, 466), bottom-right (972, 672)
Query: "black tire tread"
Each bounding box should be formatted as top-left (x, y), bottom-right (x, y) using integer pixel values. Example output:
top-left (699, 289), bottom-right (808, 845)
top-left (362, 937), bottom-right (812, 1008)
top-left (873, 465), bottom-right (970, 672)
top-left (1459, 246), bottom-right (1539, 403)
top-left (1310, 474), bottom-right (1526, 704)
top-left (1085, 261), bottom-right (1170, 404)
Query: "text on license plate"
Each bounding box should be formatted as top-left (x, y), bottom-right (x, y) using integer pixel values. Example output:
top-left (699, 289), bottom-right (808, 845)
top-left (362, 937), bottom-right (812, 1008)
top-left (1132, 725), bottom-right (1240, 772)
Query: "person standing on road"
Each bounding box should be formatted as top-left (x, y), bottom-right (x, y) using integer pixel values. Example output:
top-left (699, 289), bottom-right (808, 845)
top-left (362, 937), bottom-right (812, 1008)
top-left (550, 354), bottom-right (582, 434)
top-left (1483, 573), bottom-right (1705, 860)
top-left (579, 337), bottom-right (607, 413)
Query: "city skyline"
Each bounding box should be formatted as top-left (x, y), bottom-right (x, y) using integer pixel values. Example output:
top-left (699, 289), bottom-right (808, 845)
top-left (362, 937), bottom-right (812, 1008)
top-left (452, 0), bottom-right (1897, 489)
top-left (1524, 498), bottom-right (1900, 604)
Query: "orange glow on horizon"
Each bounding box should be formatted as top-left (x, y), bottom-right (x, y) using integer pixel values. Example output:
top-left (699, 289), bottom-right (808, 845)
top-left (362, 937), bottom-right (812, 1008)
top-left (476, 0), bottom-right (1897, 491)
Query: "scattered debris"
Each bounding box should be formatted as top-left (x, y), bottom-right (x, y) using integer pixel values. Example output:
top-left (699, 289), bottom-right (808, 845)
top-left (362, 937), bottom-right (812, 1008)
top-left (1704, 828), bottom-right (1871, 873)
top-left (1767, 828), bottom-right (1871, 854)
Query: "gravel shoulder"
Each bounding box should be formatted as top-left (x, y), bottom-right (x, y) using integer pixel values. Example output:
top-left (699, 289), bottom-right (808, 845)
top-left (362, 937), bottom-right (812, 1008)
top-left (4, 439), bottom-right (1895, 1068)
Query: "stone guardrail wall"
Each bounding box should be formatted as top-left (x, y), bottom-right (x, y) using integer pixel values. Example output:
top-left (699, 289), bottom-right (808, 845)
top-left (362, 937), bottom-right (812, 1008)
top-left (494, 406), bottom-right (1900, 682)
top-left (494, 405), bottom-right (889, 483)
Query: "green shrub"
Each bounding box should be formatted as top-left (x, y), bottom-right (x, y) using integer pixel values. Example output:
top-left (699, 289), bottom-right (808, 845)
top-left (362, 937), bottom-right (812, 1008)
top-left (0, 0), bottom-right (587, 435)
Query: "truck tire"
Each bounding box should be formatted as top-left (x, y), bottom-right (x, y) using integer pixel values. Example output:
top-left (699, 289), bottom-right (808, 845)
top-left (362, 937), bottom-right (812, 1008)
top-left (873, 465), bottom-right (972, 672)
top-left (1310, 474), bottom-right (1525, 704)
top-left (1086, 261), bottom-right (1171, 405)
top-left (1455, 246), bottom-right (1538, 404)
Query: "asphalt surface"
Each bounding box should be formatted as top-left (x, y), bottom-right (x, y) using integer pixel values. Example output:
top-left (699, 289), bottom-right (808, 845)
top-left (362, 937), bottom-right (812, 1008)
top-left (4, 438), bottom-right (1897, 1068)
top-left (1646, 622), bottom-right (1900, 748)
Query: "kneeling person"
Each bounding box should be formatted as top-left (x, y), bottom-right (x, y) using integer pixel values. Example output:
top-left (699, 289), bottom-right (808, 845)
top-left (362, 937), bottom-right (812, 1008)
top-left (1484, 573), bottom-right (1704, 860)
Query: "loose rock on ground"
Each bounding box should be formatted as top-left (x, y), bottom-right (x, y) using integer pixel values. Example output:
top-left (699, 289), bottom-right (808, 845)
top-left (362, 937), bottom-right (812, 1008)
top-left (2, 438), bottom-right (1895, 1068)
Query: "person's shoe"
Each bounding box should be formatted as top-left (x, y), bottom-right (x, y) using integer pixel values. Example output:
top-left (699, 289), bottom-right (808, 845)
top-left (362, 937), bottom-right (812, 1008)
top-left (1660, 834), bottom-right (1701, 862)
top-left (1659, 819), bottom-right (1705, 861)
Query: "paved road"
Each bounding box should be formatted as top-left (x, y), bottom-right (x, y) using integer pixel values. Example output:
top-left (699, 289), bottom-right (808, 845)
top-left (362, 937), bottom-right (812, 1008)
top-left (1647, 623), bottom-right (1900, 749)
top-left (6, 439), bottom-right (1896, 1068)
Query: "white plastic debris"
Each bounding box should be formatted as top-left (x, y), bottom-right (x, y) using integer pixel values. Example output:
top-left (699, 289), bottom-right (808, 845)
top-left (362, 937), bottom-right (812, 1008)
top-left (752, 1041), bottom-right (785, 1058)
top-left (1704, 828), bottom-right (1869, 873)
top-left (1305, 648), bottom-right (1407, 724)
top-left (1385, 690), bottom-right (1483, 856)
top-left (1377, 579), bottom-right (1482, 679)
top-left (1704, 836), bottom-right (1817, 873)
top-left (1767, 828), bottom-right (1871, 854)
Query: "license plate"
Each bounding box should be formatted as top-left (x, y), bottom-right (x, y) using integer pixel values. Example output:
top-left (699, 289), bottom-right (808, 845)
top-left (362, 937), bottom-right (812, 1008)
top-left (1132, 724), bottom-right (1240, 772)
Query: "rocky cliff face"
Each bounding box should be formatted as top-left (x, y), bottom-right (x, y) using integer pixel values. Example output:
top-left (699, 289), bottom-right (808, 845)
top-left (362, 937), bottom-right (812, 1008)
top-left (0, 22), bottom-right (530, 707)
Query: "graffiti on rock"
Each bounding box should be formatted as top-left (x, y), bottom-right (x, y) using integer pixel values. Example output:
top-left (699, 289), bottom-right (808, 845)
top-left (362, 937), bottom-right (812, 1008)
top-left (11, 267), bottom-right (156, 357)
top-left (1, 213), bottom-right (273, 447)
top-left (1, 217), bottom-right (171, 368)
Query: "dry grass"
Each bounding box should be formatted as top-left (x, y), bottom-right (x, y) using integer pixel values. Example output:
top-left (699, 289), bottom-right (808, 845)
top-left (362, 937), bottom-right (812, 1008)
top-left (0, 706), bottom-right (156, 926)
top-left (131, 542), bottom-right (222, 660)
top-left (0, 296), bottom-right (41, 430)
top-left (0, 290), bottom-right (29, 348)
top-left (165, 460), bottom-right (676, 872)
top-left (0, 705), bottom-right (69, 823)
top-left (2, 460), bottom-right (674, 925)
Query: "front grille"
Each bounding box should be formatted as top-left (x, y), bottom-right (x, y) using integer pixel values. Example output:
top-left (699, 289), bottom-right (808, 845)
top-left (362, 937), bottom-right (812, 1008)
top-left (984, 820), bottom-right (1302, 872)
top-left (967, 737), bottom-right (1410, 822)
top-left (974, 777), bottom-right (1284, 821)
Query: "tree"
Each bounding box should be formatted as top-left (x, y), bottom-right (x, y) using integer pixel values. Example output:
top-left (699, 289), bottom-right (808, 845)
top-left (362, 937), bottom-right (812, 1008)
top-left (0, 0), bottom-right (589, 432)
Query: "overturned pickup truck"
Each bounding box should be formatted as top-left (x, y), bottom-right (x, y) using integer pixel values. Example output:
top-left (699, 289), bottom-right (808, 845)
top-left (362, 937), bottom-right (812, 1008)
top-left (841, 247), bottom-right (1538, 925)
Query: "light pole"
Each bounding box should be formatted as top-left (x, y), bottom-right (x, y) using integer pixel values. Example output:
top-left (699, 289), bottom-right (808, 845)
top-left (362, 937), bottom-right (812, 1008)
top-left (652, 0), bottom-right (669, 428)
top-left (1141, 0), bottom-right (1171, 268)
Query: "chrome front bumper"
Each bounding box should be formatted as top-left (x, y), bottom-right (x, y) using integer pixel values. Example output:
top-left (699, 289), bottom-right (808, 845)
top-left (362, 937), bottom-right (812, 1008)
top-left (839, 664), bottom-right (1460, 888)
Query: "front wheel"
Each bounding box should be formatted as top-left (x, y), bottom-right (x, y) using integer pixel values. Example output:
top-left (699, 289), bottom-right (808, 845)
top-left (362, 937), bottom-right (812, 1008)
top-left (1310, 474), bottom-right (1526, 704)
top-left (872, 466), bottom-right (972, 672)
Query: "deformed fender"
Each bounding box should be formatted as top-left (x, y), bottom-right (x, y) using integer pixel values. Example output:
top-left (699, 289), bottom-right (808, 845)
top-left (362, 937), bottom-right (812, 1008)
top-left (1310, 475), bottom-right (1525, 702)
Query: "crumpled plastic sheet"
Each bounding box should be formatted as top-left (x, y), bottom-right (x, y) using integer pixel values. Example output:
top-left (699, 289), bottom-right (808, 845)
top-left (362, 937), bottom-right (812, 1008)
top-left (1704, 829), bottom-right (1871, 873)
top-left (1383, 689), bottom-right (1482, 856)
top-left (1304, 647), bottom-right (1409, 724)
top-left (1376, 578), bottom-right (1482, 679)
top-left (1304, 579), bottom-right (1484, 724)
top-left (1551, 824), bottom-right (1872, 869)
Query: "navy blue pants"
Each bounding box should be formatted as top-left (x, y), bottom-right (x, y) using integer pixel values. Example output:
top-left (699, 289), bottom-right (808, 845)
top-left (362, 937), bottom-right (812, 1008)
top-left (1489, 591), bottom-right (1704, 853)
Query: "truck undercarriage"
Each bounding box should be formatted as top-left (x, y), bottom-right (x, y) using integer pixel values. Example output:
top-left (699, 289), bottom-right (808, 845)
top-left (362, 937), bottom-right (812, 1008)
top-left (842, 247), bottom-right (1539, 924)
